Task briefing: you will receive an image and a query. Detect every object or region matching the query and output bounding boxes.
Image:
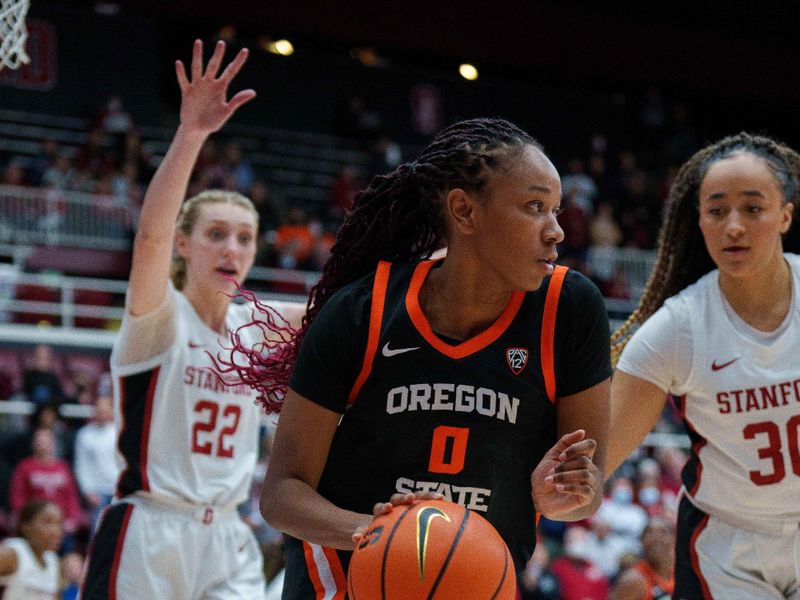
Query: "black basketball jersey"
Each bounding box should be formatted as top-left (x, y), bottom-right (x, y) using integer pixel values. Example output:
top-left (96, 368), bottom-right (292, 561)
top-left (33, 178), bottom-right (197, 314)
top-left (282, 259), bottom-right (611, 600)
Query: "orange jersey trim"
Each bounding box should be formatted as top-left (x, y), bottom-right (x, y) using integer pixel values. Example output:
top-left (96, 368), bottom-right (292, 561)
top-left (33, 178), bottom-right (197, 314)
top-left (405, 260), bottom-right (525, 360)
top-left (540, 266), bottom-right (568, 403)
top-left (347, 261), bottom-right (392, 406)
top-left (302, 541), bottom-right (347, 600)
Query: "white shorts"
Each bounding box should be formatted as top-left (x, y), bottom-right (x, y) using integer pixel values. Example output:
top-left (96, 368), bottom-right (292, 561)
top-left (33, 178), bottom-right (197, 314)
top-left (677, 496), bottom-right (800, 599)
top-left (80, 495), bottom-right (266, 599)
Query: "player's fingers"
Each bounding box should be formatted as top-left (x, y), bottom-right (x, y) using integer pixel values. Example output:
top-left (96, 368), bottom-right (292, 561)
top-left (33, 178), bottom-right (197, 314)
top-left (227, 90), bottom-right (257, 113)
top-left (205, 40), bottom-right (226, 79)
top-left (352, 526), bottom-right (367, 543)
top-left (175, 60), bottom-right (189, 92)
top-left (219, 48), bottom-right (250, 83)
top-left (372, 501), bottom-right (394, 517)
top-left (551, 483), bottom-right (596, 504)
top-left (554, 453), bottom-right (596, 475)
top-left (558, 439), bottom-right (597, 464)
top-left (543, 430), bottom-right (586, 461)
top-left (190, 39), bottom-right (203, 81)
top-left (388, 492), bottom-right (415, 506)
top-left (546, 463), bottom-right (596, 486)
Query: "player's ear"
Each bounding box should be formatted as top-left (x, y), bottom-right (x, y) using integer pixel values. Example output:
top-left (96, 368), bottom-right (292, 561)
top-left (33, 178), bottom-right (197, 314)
top-left (445, 188), bottom-right (477, 235)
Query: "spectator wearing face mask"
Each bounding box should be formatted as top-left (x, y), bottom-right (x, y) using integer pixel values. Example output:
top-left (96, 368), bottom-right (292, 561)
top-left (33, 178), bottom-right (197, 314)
top-left (596, 476), bottom-right (648, 543)
top-left (549, 525), bottom-right (610, 600)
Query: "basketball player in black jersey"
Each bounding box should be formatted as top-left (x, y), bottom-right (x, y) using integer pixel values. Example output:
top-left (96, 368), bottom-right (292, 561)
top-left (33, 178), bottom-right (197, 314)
top-left (233, 118), bottom-right (612, 598)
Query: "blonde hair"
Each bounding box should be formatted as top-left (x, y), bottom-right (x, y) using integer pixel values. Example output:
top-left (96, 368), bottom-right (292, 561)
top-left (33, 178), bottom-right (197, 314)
top-left (171, 189), bottom-right (260, 290)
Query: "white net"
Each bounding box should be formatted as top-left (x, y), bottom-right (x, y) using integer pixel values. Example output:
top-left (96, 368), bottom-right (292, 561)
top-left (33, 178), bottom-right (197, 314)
top-left (0, 0), bottom-right (30, 71)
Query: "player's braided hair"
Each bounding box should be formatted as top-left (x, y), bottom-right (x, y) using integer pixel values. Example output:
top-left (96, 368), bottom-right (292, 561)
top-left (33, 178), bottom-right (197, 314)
top-left (226, 118), bottom-right (541, 412)
top-left (610, 132), bottom-right (800, 366)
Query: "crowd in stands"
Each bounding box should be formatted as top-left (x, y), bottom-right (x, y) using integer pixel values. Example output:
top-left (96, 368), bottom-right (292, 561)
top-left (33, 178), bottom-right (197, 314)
top-left (0, 342), bottom-right (287, 596)
top-left (0, 86), bottom-right (703, 596)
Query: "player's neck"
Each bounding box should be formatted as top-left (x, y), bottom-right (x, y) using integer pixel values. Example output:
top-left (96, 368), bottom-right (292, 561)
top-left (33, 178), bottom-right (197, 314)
top-left (719, 254), bottom-right (792, 332)
top-left (182, 284), bottom-right (229, 334)
top-left (419, 257), bottom-right (512, 340)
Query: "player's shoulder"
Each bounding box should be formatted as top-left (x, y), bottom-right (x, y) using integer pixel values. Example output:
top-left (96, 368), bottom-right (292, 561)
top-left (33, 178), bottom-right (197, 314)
top-left (554, 267), bottom-right (605, 307)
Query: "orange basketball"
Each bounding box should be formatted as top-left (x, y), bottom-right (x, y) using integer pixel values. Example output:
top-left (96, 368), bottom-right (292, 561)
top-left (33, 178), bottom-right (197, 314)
top-left (347, 500), bottom-right (516, 600)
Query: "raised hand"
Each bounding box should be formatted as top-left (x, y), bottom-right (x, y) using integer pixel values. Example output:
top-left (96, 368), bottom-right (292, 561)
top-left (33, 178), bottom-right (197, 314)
top-left (531, 429), bottom-right (601, 520)
top-left (174, 39), bottom-right (256, 135)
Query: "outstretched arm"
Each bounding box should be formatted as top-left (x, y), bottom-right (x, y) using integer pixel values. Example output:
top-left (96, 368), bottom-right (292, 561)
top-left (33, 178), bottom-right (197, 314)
top-left (128, 39), bottom-right (256, 316)
top-left (606, 371), bottom-right (669, 474)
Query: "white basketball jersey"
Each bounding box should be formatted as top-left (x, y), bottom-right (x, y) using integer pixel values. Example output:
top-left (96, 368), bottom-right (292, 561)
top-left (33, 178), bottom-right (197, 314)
top-left (0, 538), bottom-right (59, 600)
top-left (671, 254), bottom-right (800, 523)
top-left (111, 290), bottom-right (263, 507)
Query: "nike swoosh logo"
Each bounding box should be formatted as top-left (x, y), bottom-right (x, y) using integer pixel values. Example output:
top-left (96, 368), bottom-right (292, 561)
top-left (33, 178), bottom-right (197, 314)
top-left (188, 341), bottom-right (204, 348)
top-left (711, 357), bottom-right (739, 371)
top-left (381, 342), bottom-right (420, 357)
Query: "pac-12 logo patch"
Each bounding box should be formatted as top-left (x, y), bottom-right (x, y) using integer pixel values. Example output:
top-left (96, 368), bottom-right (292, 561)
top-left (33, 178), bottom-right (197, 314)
top-left (506, 348), bottom-right (528, 375)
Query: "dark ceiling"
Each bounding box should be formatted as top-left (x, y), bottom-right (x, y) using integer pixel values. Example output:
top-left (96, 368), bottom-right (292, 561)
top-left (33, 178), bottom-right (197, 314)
top-left (43, 1), bottom-right (800, 103)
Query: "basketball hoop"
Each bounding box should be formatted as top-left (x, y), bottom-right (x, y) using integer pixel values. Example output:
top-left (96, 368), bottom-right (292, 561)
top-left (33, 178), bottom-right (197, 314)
top-left (0, 0), bottom-right (30, 71)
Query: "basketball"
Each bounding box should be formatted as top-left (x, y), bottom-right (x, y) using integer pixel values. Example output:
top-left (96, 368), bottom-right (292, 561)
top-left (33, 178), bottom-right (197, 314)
top-left (347, 500), bottom-right (516, 600)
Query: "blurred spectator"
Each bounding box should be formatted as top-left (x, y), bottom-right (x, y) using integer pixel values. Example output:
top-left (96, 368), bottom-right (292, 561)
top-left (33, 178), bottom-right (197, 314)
top-left (23, 345), bottom-right (65, 407)
top-left (561, 158), bottom-right (597, 213)
top-left (587, 515), bottom-right (637, 578)
top-left (655, 447), bottom-right (687, 496)
top-left (41, 153), bottom-right (76, 190)
top-left (111, 161), bottom-right (144, 205)
top-left (557, 193), bottom-right (591, 268)
top-left (328, 165), bottom-right (362, 223)
top-left (634, 458), bottom-right (665, 517)
top-left (589, 201), bottom-right (622, 248)
top-left (28, 403), bottom-right (75, 463)
top-left (74, 128), bottom-right (115, 182)
top-left (1, 161), bottom-right (26, 186)
top-left (603, 265), bottom-right (632, 300)
top-left (519, 539), bottom-right (559, 600)
top-left (118, 128), bottom-right (155, 183)
top-left (610, 517), bottom-right (675, 600)
top-left (250, 179), bottom-right (287, 232)
top-left (588, 153), bottom-right (614, 204)
top-left (29, 138), bottom-right (60, 185)
top-left (73, 395), bottom-right (118, 532)
top-left (549, 525), bottom-right (610, 600)
top-left (596, 476), bottom-right (648, 542)
top-left (222, 141), bottom-right (255, 193)
top-left (367, 134), bottom-right (402, 179)
top-left (274, 207), bottom-right (315, 269)
top-left (95, 96), bottom-right (133, 136)
top-left (618, 169), bottom-right (658, 249)
top-left (9, 429), bottom-right (85, 546)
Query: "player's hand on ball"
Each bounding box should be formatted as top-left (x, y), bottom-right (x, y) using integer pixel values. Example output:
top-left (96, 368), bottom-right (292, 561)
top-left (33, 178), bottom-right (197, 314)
top-left (352, 492), bottom-right (444, 545)
top-left (530, 429), bottom-right (601, 520)
top-left (174, 39), bottom-right (256, 135)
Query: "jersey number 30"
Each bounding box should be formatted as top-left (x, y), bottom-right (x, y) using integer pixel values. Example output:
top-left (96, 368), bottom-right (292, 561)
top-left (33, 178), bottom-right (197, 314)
top-left (744, 416), bottom-right (800, 485)
top-left (191, 400), bottom-right (242, 458)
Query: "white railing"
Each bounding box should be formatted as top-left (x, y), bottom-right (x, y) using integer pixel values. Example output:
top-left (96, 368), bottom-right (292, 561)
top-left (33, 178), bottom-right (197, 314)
top-left (0, 184), bottom-right (134, 250)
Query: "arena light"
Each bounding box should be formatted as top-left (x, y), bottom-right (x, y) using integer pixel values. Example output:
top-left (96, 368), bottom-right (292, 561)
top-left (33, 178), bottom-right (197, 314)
top-left (263, 39), bottom-right (294, 56)
top-left (459, 63), bottom-right (478, 81)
